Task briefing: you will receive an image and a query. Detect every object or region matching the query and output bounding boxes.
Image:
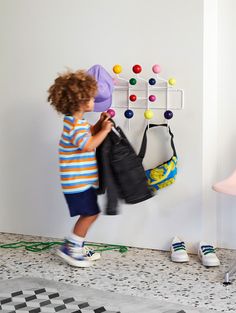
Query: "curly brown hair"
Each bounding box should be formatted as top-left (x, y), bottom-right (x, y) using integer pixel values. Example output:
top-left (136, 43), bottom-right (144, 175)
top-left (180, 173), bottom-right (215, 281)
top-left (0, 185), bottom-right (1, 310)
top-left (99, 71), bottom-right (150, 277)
top-left (48, 70), bottom-right (97, 115)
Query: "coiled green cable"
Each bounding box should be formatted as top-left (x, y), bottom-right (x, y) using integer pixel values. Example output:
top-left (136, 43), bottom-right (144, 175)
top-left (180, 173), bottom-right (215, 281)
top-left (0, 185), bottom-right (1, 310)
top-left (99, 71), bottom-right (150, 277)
top-left (0, 241), bottom-right (128, 253)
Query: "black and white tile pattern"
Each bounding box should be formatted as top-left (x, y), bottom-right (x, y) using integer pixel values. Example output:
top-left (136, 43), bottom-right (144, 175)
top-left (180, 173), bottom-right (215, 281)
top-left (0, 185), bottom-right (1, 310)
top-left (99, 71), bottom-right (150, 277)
top-left (0, 287), bottom-right (118, 313)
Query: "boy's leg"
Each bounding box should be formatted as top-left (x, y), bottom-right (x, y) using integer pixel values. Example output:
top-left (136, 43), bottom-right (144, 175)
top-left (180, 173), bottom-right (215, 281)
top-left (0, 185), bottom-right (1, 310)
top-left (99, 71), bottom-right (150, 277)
top-left (73, 214), bottom-right (99, 237)
top-left (71, 214), bottom-right (101, 261)
top-left (57, 214), bottom-right (100, 267)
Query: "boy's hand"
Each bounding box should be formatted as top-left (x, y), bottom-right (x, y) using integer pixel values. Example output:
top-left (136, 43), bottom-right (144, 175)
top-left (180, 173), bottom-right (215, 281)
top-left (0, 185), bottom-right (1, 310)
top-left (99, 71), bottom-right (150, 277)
top-left (101, 117), bottom-right (113, 132)
top-left (91, 112), bottom-right (111, 135)
top-left (99, 112), bottom-right (110, 123)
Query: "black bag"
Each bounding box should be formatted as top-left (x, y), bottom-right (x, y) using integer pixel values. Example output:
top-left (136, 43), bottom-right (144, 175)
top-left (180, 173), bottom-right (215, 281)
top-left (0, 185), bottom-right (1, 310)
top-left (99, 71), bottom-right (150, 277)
top-left (108, 124), bottom-right (153, 204)
top-left (96, 122), bottom-right (153, 214)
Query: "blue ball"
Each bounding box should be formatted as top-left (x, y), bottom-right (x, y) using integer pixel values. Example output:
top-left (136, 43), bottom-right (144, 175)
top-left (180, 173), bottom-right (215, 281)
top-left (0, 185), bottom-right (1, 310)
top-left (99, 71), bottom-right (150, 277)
top-left (124, 109), bottom-right (134, 119)
top-left (164, 110), bottom-right (173, 119)
top-left (149, 78), bottom-right (156, 85)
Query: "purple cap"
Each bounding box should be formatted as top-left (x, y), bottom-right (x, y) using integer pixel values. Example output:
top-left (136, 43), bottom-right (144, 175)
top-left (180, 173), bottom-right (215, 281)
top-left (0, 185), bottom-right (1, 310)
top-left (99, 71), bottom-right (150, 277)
top-left (87, 64), bottom-right (114, 112)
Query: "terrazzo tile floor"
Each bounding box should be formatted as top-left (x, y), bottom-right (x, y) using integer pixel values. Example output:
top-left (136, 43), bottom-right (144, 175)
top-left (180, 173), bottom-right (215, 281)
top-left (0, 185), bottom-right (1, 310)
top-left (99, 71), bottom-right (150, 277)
top-left (0, 233), bottom-right (236, 312)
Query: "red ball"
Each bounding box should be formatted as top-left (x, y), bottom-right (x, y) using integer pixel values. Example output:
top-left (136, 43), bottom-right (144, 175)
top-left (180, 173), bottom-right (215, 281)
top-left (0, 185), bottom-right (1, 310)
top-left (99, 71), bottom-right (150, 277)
top-left (129, 94), bottom-right (137, 102)
top-left (132, 64), bottom-right (142, 74)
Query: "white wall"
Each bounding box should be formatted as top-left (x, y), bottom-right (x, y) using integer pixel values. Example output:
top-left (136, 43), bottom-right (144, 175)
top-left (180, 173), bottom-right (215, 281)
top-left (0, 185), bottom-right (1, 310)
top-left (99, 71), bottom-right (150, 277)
top-left (202, 0), bottom-right (218, 246)
top-left (0, 0), bottom-right (223, 252)
top-left (217, 0), bottom-right (236, 249)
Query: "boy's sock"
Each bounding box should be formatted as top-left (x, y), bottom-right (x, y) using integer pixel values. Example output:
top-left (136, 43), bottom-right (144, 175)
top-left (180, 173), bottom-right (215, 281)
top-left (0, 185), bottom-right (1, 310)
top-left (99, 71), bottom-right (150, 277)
top-left (68, 232), bottom-right (85, 245)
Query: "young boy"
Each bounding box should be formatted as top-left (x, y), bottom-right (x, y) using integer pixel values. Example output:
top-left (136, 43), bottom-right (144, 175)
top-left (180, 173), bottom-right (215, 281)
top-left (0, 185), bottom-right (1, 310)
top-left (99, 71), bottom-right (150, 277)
top-left (48, 70), bottom-right (113, 267)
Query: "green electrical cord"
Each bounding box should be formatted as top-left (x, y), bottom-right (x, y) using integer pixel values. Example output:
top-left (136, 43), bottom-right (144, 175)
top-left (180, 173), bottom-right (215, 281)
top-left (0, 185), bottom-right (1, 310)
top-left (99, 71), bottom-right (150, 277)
top-left (0, 241), bottom-right (128, 253)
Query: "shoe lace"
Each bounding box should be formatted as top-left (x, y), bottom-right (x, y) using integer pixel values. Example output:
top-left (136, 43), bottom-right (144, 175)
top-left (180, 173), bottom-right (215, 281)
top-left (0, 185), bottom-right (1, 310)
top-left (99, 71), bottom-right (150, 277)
top-left (83, 246), bottom-right (95, 257)
top-left (201, 245), bottom-right (215, 255)
top-left (172, 241), bottom-right (186, 251)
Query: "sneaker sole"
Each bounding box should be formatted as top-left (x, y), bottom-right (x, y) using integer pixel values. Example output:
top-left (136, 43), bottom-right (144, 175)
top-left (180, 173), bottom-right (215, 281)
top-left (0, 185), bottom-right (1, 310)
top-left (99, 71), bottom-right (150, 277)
top-left (201, 260), bottom-right (220, 267)
top-left (56, 250), bottom-right (92, 267)
top-left (198, 253), bottom-right (220, 267)
top-left (171, 255), bottom-right (189, 263)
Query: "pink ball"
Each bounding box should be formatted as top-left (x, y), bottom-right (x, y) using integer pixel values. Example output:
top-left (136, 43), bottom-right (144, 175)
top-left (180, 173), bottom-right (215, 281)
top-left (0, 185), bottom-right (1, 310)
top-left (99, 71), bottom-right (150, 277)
top-left (152, 64), bottom-right (161, 74)
top-left (107, 109), bottom-right (115, 118)
top-left (149, 95), bottom-right (156, 102)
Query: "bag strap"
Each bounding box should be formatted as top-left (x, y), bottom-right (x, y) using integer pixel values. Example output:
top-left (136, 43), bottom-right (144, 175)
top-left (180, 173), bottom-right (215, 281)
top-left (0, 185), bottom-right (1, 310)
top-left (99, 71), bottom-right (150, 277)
top-left (138, 124), bottom-right (177, 160)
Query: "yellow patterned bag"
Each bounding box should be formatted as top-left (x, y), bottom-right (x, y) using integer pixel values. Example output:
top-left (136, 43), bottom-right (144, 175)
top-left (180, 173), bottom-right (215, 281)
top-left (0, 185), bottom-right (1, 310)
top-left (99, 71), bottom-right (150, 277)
top-left (138, 124), bottom-right (177, 191)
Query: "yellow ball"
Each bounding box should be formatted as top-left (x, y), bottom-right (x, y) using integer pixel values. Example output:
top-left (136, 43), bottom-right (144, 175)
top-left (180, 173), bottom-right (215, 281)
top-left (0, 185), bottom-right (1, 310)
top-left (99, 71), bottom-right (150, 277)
top-left (168, 78), bottom-right (176, 86)
top-left (144, 109), bottom-right (154, 120)
top-left (113, 64), bottom-right (122, 74)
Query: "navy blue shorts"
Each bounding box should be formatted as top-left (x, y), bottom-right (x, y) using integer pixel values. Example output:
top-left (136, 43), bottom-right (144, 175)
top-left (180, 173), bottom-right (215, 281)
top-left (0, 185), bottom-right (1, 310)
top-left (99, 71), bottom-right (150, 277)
top-left (64, 188), bottom-right (100, 217)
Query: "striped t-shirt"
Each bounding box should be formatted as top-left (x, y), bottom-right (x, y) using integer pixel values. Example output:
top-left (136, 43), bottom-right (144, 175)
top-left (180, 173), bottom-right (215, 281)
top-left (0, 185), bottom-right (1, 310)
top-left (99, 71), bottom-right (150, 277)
top-left (59, 116), bottom-right (98, 194)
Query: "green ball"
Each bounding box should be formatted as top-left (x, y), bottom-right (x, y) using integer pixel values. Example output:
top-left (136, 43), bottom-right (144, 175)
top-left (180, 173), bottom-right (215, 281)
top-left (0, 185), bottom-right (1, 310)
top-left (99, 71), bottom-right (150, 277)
top-left (129, 78), bottom-right (137, 85)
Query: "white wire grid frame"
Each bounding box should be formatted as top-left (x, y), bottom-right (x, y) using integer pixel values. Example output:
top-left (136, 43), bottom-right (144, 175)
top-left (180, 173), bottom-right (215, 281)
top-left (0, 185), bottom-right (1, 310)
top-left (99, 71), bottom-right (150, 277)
top-left (111, 70), bottom-right (184, 130)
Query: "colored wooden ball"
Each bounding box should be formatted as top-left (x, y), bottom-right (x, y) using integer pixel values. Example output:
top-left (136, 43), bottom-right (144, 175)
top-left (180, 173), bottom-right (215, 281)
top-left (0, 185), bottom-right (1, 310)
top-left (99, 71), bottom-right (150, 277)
top-left (113, 64), bottom-right (122, 74)
top-left (164, 110), bottom-right (173, 119)
top-left (132, 64), bottom-right (142, 74)
top-left (152, 64), bottom-right (161, 74)
top-left (149, 78), bottom-right (156, 85)
top-left (168, 78), bottom-right (176, 86)
top-left (107, 109), bottom-right (116, 118)
top-left (129, 78), bottom-right (137, 85)
top-left (144, 109), bottom-right (154, 120)
top-left (149, 95), bottom-right (156, 102)
top-left (124, 109), bottom-right (134, 119)
top-left (129, 94), bottom-right (137, 102)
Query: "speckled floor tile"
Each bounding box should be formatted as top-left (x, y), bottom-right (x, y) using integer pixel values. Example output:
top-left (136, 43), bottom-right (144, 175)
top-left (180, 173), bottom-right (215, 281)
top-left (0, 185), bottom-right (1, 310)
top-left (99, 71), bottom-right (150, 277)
top-left (0, 232), bottom-right (235, 312)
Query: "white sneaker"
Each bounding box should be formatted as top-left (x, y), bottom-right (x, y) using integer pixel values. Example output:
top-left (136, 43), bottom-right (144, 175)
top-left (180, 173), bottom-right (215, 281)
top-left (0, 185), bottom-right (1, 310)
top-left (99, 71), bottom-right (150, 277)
top-left (83, 246), bottom-right (101, 261)
top-left (56, 239), bottom-right (92, 267)
top-left (198, 242), bottom-right (220, 267)
top-left (171, 236), bottom-right (189, 263)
